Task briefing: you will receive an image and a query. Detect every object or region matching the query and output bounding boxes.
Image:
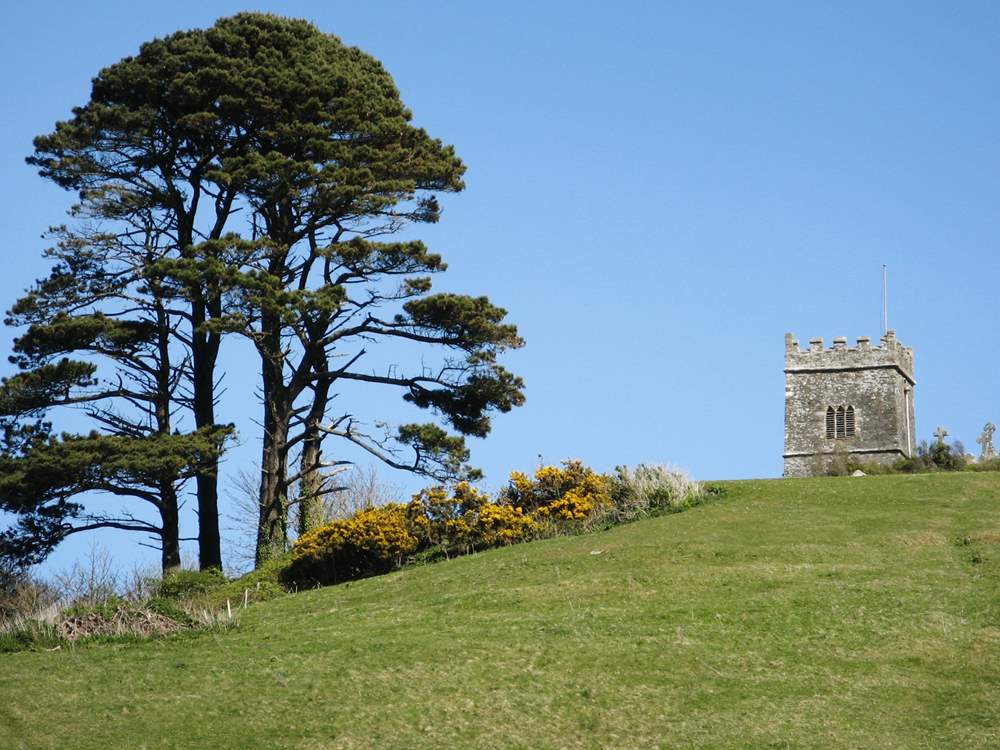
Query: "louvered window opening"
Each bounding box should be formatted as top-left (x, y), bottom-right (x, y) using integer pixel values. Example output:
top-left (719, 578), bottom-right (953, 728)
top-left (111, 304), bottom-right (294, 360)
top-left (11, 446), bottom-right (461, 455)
top-left (826, 405), bottom-right (856, 439)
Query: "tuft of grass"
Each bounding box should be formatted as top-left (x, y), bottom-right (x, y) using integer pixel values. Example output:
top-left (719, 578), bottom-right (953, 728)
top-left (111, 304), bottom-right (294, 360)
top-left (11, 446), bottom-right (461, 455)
top-left (0, 616), bottom-right (61, 653)
top-left (0, 472), bottom-right (998, 749)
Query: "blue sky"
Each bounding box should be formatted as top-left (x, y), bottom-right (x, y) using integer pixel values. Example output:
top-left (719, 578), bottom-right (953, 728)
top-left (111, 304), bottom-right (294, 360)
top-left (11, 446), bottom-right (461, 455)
top-left (2, 1), bottom-right (998, 572)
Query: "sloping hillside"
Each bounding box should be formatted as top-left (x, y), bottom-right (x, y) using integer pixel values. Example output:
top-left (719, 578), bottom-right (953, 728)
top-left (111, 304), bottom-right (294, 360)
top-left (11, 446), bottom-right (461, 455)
top-left (2, 473), bottom-right (999, 749)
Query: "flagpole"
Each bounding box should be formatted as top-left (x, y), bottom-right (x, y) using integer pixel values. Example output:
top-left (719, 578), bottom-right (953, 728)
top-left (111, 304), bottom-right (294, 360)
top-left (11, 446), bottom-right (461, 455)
top-left (882, 264), bottom-right (888, 335)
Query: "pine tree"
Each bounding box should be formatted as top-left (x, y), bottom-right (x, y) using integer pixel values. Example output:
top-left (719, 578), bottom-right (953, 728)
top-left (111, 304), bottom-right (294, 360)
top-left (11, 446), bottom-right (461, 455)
top-left (139, 15), bottom-right (525, 564)
top-left (18, 13), bottom-right (525, 568)
top-left (0, 213), bottom-right (229, 571)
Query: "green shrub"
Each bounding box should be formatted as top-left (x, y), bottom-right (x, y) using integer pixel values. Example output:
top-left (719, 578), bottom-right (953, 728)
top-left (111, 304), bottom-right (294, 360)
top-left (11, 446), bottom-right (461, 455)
top-left (965, 457), bottom-right (1000, 472)
top-left (153, 568), bottom-right (227, 600)
top-left (146, 598), bottom-right (195, 627)
top-left (407, 546), bottom-right (450, 566)
top-left (893, 440), bottom-right (965, 473)
top-left (823, 445), bottom-right (858, 476)
top-left (189, 557), bottom-right (290, 611)
top-left (810, 437), bottom-right (976, 476)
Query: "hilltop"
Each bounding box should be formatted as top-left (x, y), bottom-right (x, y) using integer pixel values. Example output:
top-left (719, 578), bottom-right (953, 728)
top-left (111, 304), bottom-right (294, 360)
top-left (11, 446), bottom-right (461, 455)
top-left (2, 473), bottom-right (998, 749)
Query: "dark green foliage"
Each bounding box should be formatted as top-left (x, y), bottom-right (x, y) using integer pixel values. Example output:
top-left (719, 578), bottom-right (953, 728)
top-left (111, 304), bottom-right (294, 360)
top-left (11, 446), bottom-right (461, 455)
top-left (394, 423), bottom-right (481, 480)
top-left (0, 218), bottom-right (220, 571)
top-left (0, 360), bottom-right (97, 416)
top-left (895, 439), bottom-right (967, 473)
top-left (405, 546), bottom-right (450, 567)
top-left (399, 295), bottom-right (522, 349)
top-left (10, 314), bottom-right (156, 369)
top-left (403, 365), bottom-right (525, 438)
top-left (153, 568), bottom-right (227, 601)
top-left (0, 430), bottom-right (228, 508)
top-left (0, 427), bottom-right (229, 571)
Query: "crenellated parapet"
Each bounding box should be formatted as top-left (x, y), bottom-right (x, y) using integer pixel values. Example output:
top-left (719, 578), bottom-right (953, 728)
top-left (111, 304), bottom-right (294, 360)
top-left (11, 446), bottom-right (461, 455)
top-left (784, 330), bottom-right (914, 385)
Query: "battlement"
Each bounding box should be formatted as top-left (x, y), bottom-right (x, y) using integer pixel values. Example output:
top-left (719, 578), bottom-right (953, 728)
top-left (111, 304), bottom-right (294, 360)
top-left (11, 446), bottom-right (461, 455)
top-left (784, 330), bottom-right (915, 384)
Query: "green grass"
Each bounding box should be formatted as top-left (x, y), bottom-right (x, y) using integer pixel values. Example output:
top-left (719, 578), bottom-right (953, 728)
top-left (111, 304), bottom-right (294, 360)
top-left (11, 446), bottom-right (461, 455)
top-left (2, 472), bottom-right (999, 749)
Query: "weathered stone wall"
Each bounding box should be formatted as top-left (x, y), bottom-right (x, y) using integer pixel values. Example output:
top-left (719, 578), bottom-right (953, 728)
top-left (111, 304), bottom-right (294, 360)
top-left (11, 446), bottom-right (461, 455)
top-left (783, 331), bottom-right (916, 477)
top-left (783, 451), bottom-right (905, 478)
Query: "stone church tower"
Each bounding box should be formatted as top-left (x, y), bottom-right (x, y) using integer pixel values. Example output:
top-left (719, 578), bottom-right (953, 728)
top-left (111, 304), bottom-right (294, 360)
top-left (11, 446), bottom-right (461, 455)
top-left (783, 331), bottom-right (916, 477)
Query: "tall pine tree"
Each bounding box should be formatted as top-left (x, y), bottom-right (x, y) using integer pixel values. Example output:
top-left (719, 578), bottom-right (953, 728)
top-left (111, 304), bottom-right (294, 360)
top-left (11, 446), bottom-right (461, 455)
top-left (14, 13), bottom-right (525, 568)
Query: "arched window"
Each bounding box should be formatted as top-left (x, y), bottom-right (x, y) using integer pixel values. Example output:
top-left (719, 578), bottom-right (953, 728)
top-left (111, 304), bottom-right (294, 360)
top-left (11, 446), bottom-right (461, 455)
top-left (826, 405), bottom-right (857, 439)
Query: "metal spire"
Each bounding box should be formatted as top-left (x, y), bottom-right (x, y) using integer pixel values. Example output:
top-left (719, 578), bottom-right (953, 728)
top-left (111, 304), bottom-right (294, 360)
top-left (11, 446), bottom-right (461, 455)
top-left (881, 264), bottom-right (888, 335)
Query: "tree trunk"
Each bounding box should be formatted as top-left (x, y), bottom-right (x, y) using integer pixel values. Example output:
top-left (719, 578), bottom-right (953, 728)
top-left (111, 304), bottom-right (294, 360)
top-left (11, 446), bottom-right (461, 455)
top-left (160, 482), bottom-right (182, 572)
top-left (255, 334), bottom-right (290, 566)
top-left (177, 210), bottom-right (224, 571)
top-left (192, 304), bottom-right (223, 570)
top-left (155, 295), bottom-right (182, 573)
top-left (297, 380), bottom-right (330, 536)
top-left (256, 412), bottom-right (289, 565)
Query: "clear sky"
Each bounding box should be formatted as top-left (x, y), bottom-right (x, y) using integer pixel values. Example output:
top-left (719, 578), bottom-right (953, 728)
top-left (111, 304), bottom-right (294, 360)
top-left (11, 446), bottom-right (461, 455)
top-left (2, 1), bottom-right (998, 573)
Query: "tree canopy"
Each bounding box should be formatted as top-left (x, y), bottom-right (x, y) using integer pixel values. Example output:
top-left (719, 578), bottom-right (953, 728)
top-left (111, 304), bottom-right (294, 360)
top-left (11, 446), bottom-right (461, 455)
top-left (1, 13), bottom-right (525, 572)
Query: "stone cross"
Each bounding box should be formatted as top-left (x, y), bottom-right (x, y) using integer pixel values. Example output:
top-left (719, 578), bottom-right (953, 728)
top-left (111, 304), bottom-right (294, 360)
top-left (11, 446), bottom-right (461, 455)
top-left (933, 426), bottom-right (949, 445)
top-left (977, 422), bottom-right (996, 461)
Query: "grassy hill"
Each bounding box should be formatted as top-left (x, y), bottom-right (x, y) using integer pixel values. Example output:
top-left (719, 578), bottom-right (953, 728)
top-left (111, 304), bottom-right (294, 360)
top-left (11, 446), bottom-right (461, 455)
top-left (2, 473), bottom-right (999, 749)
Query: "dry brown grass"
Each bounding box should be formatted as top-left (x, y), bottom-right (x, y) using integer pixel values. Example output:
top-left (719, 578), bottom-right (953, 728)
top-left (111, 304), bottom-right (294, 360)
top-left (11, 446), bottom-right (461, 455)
top-left (894, 530), bottom-right (949, 546)
top-left (55, 606), bottom-right (187, 641)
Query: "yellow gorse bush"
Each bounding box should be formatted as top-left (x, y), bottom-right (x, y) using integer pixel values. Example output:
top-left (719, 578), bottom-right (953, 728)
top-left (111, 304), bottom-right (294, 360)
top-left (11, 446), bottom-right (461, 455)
top-left (283, 460), bottom-right (637, 589)
top-left (470, 503), bottom-right (537, 546)
top-left (293, 504), bottom-right (419, 561)
top-left (410, 481), bottom-right (534, 552)
top-left (533, 488), bottom-right (598, 521)
top-left (288, 504), bottom-right (419, 585)
top-left (504, 460), bottom-right (612, 521)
